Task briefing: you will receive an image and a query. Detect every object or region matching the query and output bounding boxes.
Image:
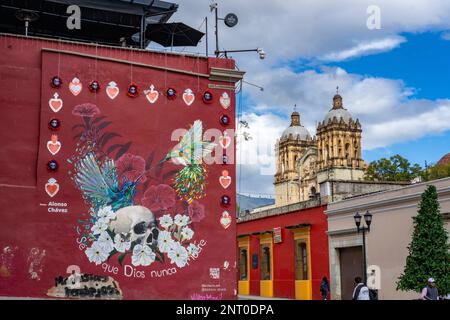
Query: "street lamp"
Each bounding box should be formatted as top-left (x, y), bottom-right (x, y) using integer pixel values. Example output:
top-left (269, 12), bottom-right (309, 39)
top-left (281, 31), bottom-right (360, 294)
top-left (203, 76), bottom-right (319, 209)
top-left (354, 210), bottom-right (373, 283)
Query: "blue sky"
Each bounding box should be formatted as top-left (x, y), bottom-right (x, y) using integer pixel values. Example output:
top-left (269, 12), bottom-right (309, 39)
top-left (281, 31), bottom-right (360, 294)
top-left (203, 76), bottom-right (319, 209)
top-left (173, 0), bottom-right (450, 195)
top-left (330, 32), bottom-right (450, 165)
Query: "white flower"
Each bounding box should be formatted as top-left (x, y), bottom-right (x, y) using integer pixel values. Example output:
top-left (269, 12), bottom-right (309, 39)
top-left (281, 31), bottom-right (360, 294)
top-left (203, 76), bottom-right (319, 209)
top-left (174, 214), bottom-right (189, 227)
top-left (114, 233), bottom-right (131, 253)
top-left (187, 243), bottom-right (199, 257)
top-left (158, 230), bottom-right (176, 253)
top-left (131, 244), bottom-right (156, 266)
top-left (85, 242), bottom-right (109, 265)
top-left (181, 227), bottom-right (194, 241)
top-left (97, 205), bottom-right (113, 218)
top-left (91, 217), bottom-right (108, 235)
top-left (168, 242), bottom-right (189, 268)
top-left (159, 214), bottom-right (173, 230)
top-left (97, 231), bottom-right (114, 253)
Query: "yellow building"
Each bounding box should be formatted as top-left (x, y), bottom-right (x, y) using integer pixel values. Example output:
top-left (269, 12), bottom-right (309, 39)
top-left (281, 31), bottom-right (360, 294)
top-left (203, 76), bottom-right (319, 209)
top-left (274, 91), bottom-right (366, 207)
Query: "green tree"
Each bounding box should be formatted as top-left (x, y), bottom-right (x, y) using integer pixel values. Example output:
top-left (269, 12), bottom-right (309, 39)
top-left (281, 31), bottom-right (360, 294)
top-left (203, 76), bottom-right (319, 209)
top-left (422, 162), bottom-right (450, 182)
top-left (365, 154), bottom-right (422, 182)
top-left (397, 185), bottom-right (450, 295)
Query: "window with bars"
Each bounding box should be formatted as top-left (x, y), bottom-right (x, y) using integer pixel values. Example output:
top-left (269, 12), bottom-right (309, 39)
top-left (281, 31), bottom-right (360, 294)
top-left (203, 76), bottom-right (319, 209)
top-left (239, 248), bottom-right (248, 281)
top-left (260, 245), bottom-right (271, 280)
top-left (295, 239), bottom-right (309, 280)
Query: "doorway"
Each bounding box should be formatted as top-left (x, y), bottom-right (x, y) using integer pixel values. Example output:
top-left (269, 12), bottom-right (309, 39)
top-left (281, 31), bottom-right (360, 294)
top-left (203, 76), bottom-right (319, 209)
top-left (338, 246), bottom-right (363, 300)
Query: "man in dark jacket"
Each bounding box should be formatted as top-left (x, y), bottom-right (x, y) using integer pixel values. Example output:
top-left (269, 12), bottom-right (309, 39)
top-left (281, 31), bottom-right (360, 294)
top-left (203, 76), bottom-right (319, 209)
top-left (421, 278), bottom-right (439, 300)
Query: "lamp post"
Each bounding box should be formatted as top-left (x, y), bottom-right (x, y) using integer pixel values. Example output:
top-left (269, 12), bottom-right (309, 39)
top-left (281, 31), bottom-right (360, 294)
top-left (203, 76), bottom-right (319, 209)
top-left (353, 210), bottom-right (372, 283)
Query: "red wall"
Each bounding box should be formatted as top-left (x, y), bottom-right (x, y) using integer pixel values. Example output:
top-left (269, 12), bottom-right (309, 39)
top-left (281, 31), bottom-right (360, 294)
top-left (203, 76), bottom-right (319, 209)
top-left (0, 34), bottom-right (238, 300)
top-left (237, 205), bottom-right (330, 300)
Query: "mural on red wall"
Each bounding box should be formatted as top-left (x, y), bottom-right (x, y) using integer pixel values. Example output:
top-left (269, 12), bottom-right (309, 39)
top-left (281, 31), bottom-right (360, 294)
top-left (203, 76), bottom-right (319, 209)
top-left (68, 111), bottom-right (215, 269)
top-left (8, 45), bottom-right (239, 299)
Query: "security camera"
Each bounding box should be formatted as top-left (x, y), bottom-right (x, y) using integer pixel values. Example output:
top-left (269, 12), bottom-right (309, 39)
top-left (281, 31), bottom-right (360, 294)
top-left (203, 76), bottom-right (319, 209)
top-left (209, 2), bottom-right (218, 11)
top-left (257, 48), bottom-right (266, 60)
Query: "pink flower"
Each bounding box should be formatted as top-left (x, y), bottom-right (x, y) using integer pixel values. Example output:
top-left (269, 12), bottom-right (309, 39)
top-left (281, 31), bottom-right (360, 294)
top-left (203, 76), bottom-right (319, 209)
top-left (116, 153), bottom-right (147, 183)
top-left (142, 184), bottom-right (176, 212)
top-left (72, 103), bottom-right (100, 117)
top-left (188, 200), bottom-right (205, 222)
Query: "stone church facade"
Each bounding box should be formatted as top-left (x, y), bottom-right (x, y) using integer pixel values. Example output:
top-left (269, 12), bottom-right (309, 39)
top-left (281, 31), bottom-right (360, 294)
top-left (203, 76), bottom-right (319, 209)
top-left (274, 92), bottom-right (405, 207)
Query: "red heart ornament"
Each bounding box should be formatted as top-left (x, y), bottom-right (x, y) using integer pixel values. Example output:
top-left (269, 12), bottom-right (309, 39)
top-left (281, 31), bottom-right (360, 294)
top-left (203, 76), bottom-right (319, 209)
top-left (219, 133), bottom-right (231, 149)
top-left (144, 84), bottom-right (159, 104)
top-left (182, 89), bottom-right (195, 106)
top-left (220, 211), bottom-right (232, 229)
top-left (45, 178), bottom-right (60, 197)
top-left (69, 77), bottom-right (82, 96)
top-left (106, 81), bottom-right (119, 99)
top-left (48, 93), bottom-right (63, 113)
top-left (220, 92), bottom-right (231, 109)
top-left (219, 170), bottom-right (232, 189)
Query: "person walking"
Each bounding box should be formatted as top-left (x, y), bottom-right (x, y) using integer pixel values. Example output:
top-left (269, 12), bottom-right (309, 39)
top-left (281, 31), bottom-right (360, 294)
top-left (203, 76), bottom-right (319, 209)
top-left (352, 276), bottom-right (370, 300)
top-left (320, 276), bottom-right (330, 300)
top-left (421, 278), bottom-right (439, 300)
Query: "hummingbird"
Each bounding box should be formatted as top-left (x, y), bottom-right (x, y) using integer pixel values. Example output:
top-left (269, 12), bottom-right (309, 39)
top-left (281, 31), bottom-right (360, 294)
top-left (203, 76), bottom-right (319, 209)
top-left (162, 120), bottom-right (216, 203)
top-left (163, 120), bottom-right (216, 166)
top-left (74, 152), bottom-right (143, 212)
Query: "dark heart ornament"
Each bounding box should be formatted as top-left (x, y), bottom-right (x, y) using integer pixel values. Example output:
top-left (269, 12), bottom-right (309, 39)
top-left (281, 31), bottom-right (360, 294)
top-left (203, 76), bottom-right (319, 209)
top-left (166, 88), bottom-right (176, 100)
top-left (47, 160), bottom-right (59, 172)
top-left (220, 114), bottom-right (230, 126)
top-left (221, 195), bottom-right (231, 207)
top-left (89, 80), bottom-right (100, 93)
top-left (49, 118), bottom-right (61, 131)
top-left (127, 83), bottom-right (139, 98)
top-left (51, 76), bottom-right (62, 88)
top-left (202, 91), bottom-right (213, 104)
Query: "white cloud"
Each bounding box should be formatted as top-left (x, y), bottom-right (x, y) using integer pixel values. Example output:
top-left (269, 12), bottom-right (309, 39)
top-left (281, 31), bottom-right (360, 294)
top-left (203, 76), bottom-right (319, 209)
top-left (321, 36), bottom-right (406, 61)
top-left (164, 1), bottom-right (450, 195)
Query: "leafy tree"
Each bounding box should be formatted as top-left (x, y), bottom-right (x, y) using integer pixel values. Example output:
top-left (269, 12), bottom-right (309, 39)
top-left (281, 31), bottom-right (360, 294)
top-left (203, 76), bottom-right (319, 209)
top-left (397, 185), bottom-right (450, 295)
top-left (365, 154), bottom-right (422, 182)
top-left (421, 162), bottom-right (450, 182)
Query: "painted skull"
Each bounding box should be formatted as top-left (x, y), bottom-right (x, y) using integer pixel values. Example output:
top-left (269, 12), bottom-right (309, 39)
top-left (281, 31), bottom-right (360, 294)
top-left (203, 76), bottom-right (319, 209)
top-left (108, 205), bottom-right (159, 246)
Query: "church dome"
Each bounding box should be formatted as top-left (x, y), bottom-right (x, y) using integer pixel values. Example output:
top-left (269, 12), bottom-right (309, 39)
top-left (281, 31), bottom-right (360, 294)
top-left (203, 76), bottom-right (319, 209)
top-left (281, 110), bottom-right (311, 140)
top-left (281, 126), bottom-right (311, 140)
top-left (323, 92), bottom-right (352, 124)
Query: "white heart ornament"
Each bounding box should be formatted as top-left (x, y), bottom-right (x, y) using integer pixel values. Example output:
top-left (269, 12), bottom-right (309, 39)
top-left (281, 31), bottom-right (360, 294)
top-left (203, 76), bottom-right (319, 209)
top-left (219, 132), bottom-right (231, 149)
top-left (106, 81), bottom-right (120, 99)
top-left (45, 178), bottom-right (60, 198)
top-left (220, 211), bottom-right (232, 229)
top-left (182, 89), bottom-right (195, 106)
top-left (69, 77), bottom-right (82, 96)
top-left (219, 170), bottom-right (232, 189)
top-left (144, 84), bottom-right (159, 104)
top-left (220, 92), bottom-right (231, 109)
top-left (48, 93), bottom-right (63, 113)
top-left (47, 134), bottom-right (61, 155)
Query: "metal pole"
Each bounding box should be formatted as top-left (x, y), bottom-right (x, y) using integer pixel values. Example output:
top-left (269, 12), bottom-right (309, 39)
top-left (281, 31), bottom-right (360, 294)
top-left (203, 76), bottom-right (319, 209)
top-left (215, 6), bottom-right (219, 57)
top-left (205, 17), bottom-right (208, 56)
top-left (362, 227), bottom-right (367, 284)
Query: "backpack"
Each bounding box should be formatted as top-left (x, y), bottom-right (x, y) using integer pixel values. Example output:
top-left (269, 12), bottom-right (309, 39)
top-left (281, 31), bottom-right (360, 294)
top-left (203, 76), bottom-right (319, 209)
top-left (369, 289), bottom-right (378, 300)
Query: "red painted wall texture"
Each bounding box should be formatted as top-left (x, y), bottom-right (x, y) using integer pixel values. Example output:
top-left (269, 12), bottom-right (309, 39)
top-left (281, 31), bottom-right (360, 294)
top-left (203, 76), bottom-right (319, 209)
top-left (0, 34), bottom-right (238, 300)
top-left (237, 205), bottom-right (330, 300)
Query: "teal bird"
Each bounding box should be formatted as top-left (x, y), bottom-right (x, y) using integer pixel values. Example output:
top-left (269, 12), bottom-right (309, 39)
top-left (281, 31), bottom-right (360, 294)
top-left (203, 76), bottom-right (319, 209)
top-left (74, 153), bottom-right (143, 211)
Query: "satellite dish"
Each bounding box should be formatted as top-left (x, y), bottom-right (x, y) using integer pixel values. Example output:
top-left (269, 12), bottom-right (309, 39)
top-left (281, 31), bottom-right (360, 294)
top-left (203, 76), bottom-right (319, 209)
top-left (224, 13), bottom-right (238, 28)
